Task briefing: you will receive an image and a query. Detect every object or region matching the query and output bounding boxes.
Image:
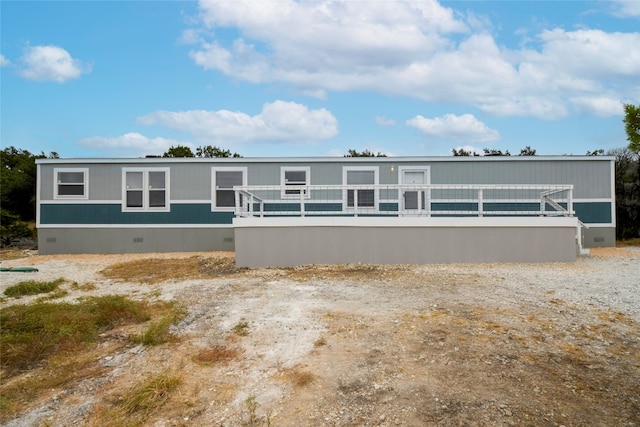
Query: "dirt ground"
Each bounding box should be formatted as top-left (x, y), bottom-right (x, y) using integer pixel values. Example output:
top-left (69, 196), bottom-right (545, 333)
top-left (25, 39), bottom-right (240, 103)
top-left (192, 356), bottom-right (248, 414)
top-left (1, 248), bottom-right (639, 426)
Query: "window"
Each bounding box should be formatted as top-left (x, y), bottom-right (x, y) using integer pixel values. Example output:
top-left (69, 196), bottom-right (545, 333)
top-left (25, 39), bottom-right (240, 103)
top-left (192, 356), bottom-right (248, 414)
top-left (122, 168), bottom-right (169, 211)
top-left (281, 167), bottom-right (310, 198)
top-left (212, 167), bottom-right (247, 210)
top-left (344, 167), bottom-right (378, 208)
top-left (54, 168), bottom-right (88, 199)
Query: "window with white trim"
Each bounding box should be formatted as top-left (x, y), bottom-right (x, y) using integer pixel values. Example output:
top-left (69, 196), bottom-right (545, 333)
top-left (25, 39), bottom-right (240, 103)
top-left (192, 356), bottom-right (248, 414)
top-left (281, 166), bottom-right (310, 198)
top-left (122, 168), bottom-right (169, 211)
top-left (212, 167), bottom-right (247, 210)
top-left (54, 168), bottom-right (88, 199)
top-left (344, 167), bottom-right (378, 208)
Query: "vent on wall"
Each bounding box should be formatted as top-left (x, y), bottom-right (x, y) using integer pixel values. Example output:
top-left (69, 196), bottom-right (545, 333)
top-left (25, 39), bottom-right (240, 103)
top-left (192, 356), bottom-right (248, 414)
top-left (47, 237), bottom-right (57, 243)
top-left (133, 237), bottom-right (144, 243)
top-left (223, 237), bottom-right (234, 243)
top-left (594, 237), bottom-right (605, 243)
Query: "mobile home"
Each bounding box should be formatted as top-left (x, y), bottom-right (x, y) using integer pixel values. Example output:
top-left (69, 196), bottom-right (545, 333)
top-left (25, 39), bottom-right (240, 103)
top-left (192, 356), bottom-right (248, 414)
top-left (36, 156), bottom-right (615, 266)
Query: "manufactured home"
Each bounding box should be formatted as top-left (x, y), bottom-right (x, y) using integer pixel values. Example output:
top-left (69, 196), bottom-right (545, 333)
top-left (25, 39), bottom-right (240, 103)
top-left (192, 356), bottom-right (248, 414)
top-left (36, 156), bottom-right (615, 266)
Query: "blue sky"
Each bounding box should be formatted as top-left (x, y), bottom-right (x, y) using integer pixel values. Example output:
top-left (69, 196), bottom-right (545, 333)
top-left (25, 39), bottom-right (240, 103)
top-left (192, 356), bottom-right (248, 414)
top-left (1, 0), bottom-right (639, 158)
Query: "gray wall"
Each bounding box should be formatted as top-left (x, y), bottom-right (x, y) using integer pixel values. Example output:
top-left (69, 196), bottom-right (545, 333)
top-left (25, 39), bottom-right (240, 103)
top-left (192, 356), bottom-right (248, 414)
top-left (38, 228), bottom-right (235, 254)
top-left (583, 227), bottom-right (616, 247)
top-left (234, 222), bottom-right (579, 267)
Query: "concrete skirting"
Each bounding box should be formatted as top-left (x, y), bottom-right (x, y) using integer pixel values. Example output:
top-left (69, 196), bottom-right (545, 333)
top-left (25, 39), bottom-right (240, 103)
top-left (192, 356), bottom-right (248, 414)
top-left (37, 227), bottom-right (235, 254)
top-left (233, 217), bottom-right (580, 267)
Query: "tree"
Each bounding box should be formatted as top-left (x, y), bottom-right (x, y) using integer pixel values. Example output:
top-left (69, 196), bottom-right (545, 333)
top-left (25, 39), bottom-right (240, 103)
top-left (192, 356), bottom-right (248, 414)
top-left (0, 209), bottom-right (34, 247)
top-left (196, 145), bottom-right (242, 158)
top-left (1, 147), bottom-right (57, 247)
top-left (623, 103), bottom-right (640, 153)
top-left (452, 148), bottom-right (480, 156)
top-left (608, 147), bottom-right (640, 240)
top-left (163, 145), bottom-right (194, 158)
top-left (344, 149), bottom-right (387, 157)
top-left (586, 149), bottom-right (605, 156)
top-left (518, 146), bottom-right (537, 156)
top-left (483, 148), bottom-right (510, 156)
top-left (0, 147), bottom-right (58, 221)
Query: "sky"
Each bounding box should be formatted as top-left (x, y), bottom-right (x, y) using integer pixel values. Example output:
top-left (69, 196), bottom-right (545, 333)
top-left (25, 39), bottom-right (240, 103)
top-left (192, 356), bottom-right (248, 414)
top-left (1, 0), bottom-right (639, 159)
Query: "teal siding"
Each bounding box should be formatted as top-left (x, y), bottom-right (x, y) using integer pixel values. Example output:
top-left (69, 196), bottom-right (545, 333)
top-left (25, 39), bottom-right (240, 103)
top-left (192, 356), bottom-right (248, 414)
top-left (484, 202), bottom-right (540, 212)
top-left (432, 202), bottom-right (478, 211)
top-left (40, 204), bottom-right (234, 224)
top-left (574, 202), bottom-right (612, 224)
top-left (263, 203), bottom-right (343, 212)
top-left (379, 203), bottom-right (398, 212)
top-left (40, 201), bottom-right (613, 225)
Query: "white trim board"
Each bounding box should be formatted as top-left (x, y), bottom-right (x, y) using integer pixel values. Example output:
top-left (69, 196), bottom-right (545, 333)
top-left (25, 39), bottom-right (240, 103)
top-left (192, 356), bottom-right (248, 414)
top-left (233, 216), bottom-right (581, 229)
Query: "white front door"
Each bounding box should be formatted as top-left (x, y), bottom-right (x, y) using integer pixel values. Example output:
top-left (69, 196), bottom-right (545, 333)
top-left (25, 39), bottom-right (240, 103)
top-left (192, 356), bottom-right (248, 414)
top-left (401, 169), bottom-right (429, 212)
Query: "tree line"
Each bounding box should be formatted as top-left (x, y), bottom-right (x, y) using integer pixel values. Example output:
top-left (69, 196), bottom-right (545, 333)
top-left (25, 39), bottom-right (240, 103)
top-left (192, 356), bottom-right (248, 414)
top-left (1, 105), bottom-right (639, 246)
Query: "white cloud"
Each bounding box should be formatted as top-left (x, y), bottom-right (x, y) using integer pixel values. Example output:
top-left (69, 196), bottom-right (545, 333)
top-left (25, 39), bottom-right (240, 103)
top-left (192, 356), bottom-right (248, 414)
top-left (610, 0), bottom-right (640, 17)
top-left (137, 100), bottom-right (338, 144)
top-left (406, 113), bottom-right (500, 143)
top-left (77, 132), bottom-right (191, 157)
top-left (569, 97), bottom-right (626, 117)
top-left (0, 54), bottom-right (10, 67)
top-left (376, 116), bottom-right (396, 126)
top-left (19, 45), bottom-right (90, 82)
top-left (185, 0), bottom-right (640, 120)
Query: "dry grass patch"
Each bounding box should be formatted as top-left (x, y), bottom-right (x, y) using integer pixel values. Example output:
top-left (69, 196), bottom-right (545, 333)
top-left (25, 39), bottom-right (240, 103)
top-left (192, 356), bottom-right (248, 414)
top-left (617, 238), bottom-right (640, 247)
top-left (233, 320), bottom-right (250, 336)
top-left (0, 295), bottom-right (151, 375)
top-left (0, 350), bottom-right (106, 421)
top-left (590, 246), bottom-right (639, 258)
top-left (282, 263), bottom-right (422, 284)
top-left (70, 282), bottom-right (98, 291)
top-left (291, 371), bottom-right (315, 387)
top-left (0, 249), bottom-right (30, 261)
top-left (101, 256), bottom-right (240, 283)
top-left (193, 346), bottom-right (242, 365)
top-left (0, 296), bottom-right (184, 422)
top-left (314, 336), bottom-right (327, 347)
top-left (277, 366), bottom-right (316, 388)
top-left (90, 371), bottom-right (182, 426)
top-left (101, 256), bottom-right (203, 283)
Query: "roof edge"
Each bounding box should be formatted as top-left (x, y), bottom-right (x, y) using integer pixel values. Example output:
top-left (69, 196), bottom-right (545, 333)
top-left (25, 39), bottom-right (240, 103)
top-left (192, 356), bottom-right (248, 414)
top-left (35, 155), bottom-right (616, 164)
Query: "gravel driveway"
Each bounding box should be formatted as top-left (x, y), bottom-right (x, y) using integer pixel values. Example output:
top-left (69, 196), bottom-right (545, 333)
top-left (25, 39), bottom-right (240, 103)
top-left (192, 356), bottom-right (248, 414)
top-left (1, 247), bottom-right (639, 426)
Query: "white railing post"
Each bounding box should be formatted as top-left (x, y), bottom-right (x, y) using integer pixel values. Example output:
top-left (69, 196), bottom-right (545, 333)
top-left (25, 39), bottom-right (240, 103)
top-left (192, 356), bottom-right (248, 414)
top-left (300, 188), bottom-right (305, 217)
top-left (235, 190), bottom-right (241, 216)
top-left (478, 188), bottom-right (484, 217)
top-left (568, 186), bottom-right (573, 216)
top-left (353, 188), bottom-right (358, 217)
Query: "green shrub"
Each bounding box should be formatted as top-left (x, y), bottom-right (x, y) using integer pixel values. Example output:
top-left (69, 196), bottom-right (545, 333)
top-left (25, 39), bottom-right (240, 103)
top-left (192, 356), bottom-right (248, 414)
top-left (133, 303), bottom-right (185, 346)
top-left (0, 209), bottom-right (34, 247)
top-left (4, 278), bottom-right (64, 297)
top-left (0, 295), bottom-right (150, 374)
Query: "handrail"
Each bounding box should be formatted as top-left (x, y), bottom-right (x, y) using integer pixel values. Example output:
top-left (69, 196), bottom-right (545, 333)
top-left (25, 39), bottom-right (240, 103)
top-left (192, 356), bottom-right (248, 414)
top-left (233, 184), bottom-right (574, 218)
top-left (235, 189), bottom-right (264, 217)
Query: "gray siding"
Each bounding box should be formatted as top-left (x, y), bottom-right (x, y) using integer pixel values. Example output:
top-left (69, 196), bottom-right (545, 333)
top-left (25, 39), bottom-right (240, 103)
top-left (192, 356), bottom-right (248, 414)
top-left (39, 157), bottom-right (613, 202)
top-left (430, 160), bottom-right (612, 199)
